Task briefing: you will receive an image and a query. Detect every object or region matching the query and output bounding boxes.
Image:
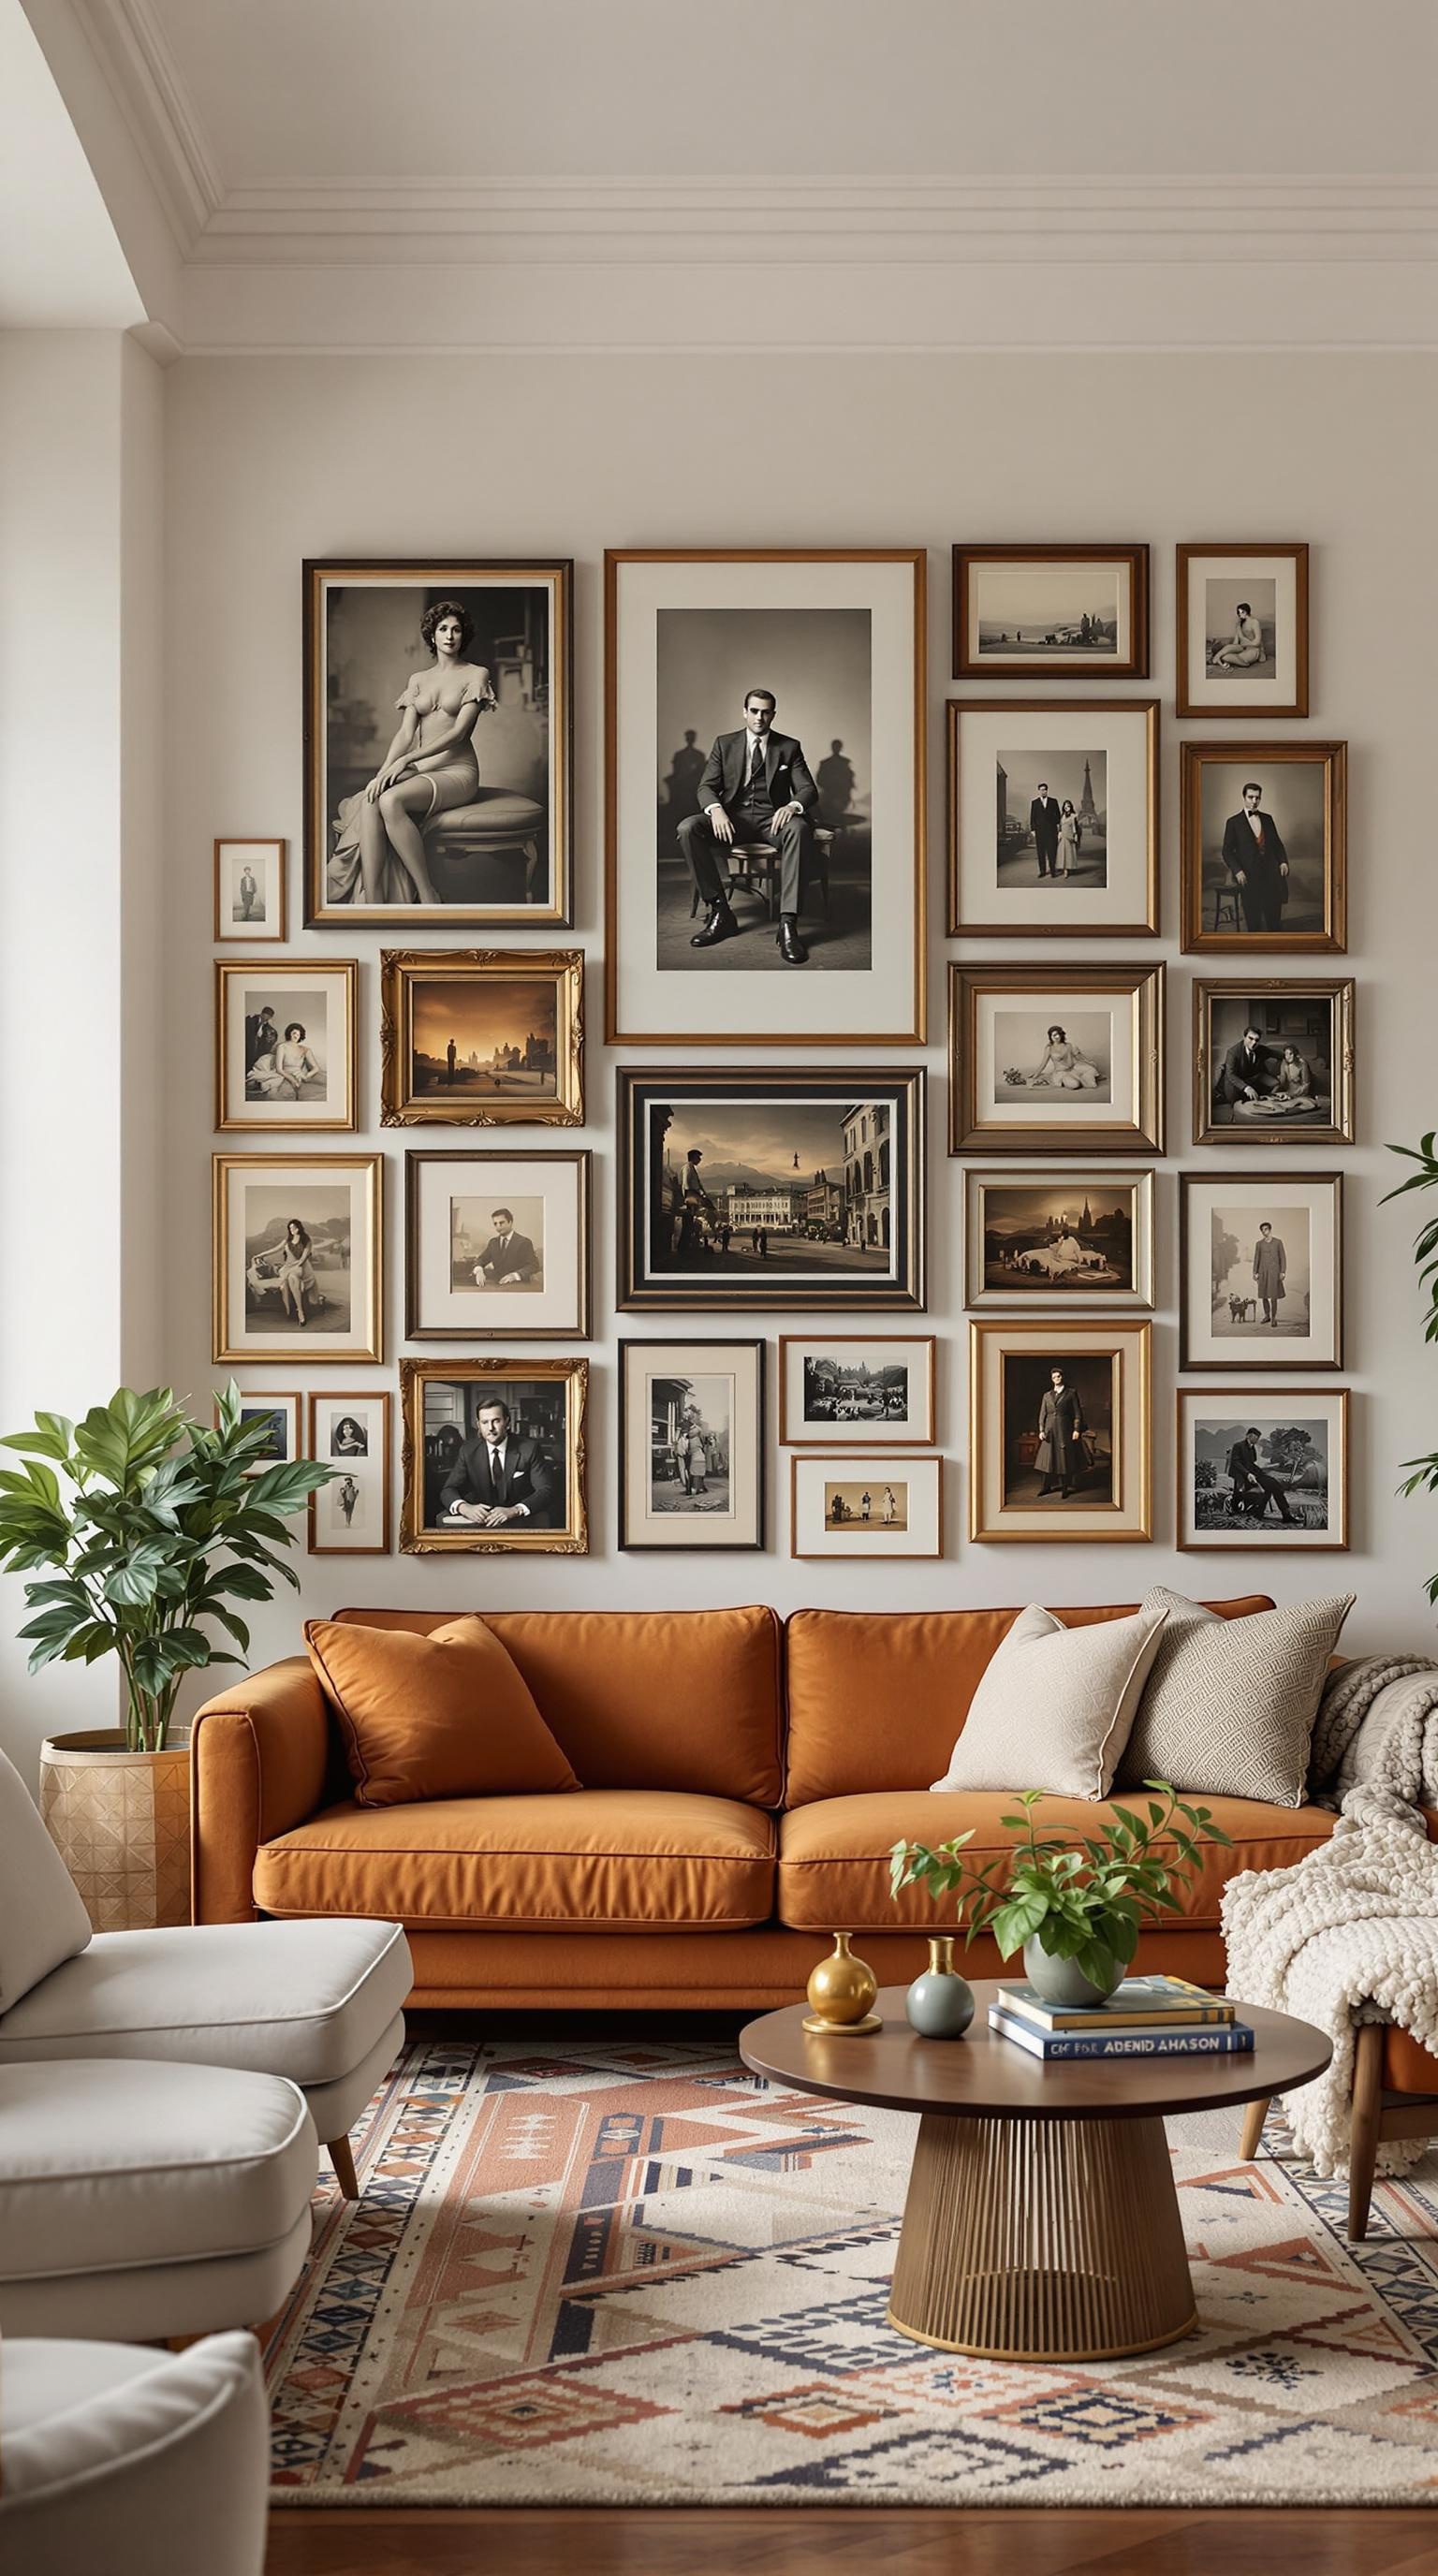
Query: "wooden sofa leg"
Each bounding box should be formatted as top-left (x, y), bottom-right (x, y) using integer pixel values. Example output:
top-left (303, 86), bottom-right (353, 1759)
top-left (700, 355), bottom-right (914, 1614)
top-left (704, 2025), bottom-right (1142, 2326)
top-left (1348, 2022), bottom-right (1385, 2242)
top-left (1239, 2097), bottom-right (1270, 2160)
top-left (328, 2135), bottom-right (360, 2201)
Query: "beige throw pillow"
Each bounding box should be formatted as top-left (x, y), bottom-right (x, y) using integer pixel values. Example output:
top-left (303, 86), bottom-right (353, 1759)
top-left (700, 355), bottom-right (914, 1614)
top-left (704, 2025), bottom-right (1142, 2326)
top-left (1117, 1586), bottom-right (1356, 1807)
top-left (930, 1602), bottom-right (1169, 1799)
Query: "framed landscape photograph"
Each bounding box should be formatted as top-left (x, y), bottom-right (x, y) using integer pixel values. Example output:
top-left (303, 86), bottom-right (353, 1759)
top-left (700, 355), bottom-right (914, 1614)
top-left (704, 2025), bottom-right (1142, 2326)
top-left (1176, 545), bottom-right (1309, 719)
top-left (399, 1357), bottom-right (587, 1555)
top-left (404, 1148), bottom-right (591, 1339)
top-left (214, 839), bottom-right (286, 944)
top-left (215, 959), bottom-right (358, 1133)
top-left (964, 1169), bottom-right (1154, 1311)
top-left (952, 545), bottom-right (1149, 681)
top-left (228, 1392), bottom-right (300, 1477)
top-left (1177, 1387), bottom-right (1349, 1551)
top-left (791, 1451), bottom-right (943, 1560)
top-left (1181, 742), bottom-right (1345, 954)
top-left (379, 949), bottom-right (582, 1127)
top-left (617, 1068), bottom-right (925, 1312)
top-left (1180, 1172), bottom-right (1342, 1373)
top-left (303, 559), bottom-right (572, 928)
top-left (969, 1318), bottom-right (1152, 1544)
top-left (604, 548), bottom-right (925, 1045)
top-left (1194, 978), bottom-right (1355, 1147)
top-left (618, 1340), bottom-right (765, 1552)
top-left (212, 1153), bottom-right (383, 1366)
top-left (947, 700), bottom-right (1159, 937)
top-left (779, 1334), bottom-right (936, 1447)
top-left (307, 1391), bottom-right (392, 1556)
top-left (948, 963), bottom-right (1165, 1157)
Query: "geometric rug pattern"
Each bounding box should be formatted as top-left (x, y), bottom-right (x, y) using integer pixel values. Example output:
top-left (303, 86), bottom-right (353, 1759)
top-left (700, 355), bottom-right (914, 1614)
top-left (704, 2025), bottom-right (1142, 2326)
top-left (265, 2031), bottom-right (1438, 2506)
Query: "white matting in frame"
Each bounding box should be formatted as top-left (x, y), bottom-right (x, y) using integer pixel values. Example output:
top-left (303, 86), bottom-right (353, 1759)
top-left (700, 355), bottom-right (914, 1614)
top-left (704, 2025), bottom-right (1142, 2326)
top-left (619, 1339), bottom-right (764, 1550)
top-left (406, 1149), bottom-right (589, 1339)
top-left (308, 1391), bottom-right (391, 1554)
top-left (949, 701), bottom-right (1158, 937)
top-left (791, 1451), bottom-right (943, 1559)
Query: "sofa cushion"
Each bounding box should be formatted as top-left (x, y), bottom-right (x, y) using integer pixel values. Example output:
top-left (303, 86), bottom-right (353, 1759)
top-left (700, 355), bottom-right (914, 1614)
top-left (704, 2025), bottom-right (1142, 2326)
top-left (1383, 2026), bottom-right (1438, 2095)
top-left (1117, 1588), bottom-right (1356, 1805)
top-left (777, 1790), bottom-right (1337, 1934)
top-left (0, 1750), bottom-right (93, 2012)
top-left (305, 1613), bottom-right (580, 1808)
top-left (254, 1789), bottom-right (776, 1932)
top-left (931, 1602), bottom-right (1168, 1799)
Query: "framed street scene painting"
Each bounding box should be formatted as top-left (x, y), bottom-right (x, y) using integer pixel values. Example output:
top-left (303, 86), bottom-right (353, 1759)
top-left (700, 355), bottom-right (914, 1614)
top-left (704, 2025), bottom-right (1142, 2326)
top-left (215, 959), bottom-right (358, 1133)
top-left (212, 1153), bottom-right (383, 1366)
top-left (948, 964), bottom-right (1165, 1157)
top-left (618, 1340), bottom-right (765, 1553)
top-left (969, 1318), bottom-right (1152, 1544)
top-left (617, 1068), bottom-right (925, 1312)
top-left (404, 1148), bottom-right (591, 1339)
top-left (947, 701), bottom-right (1159, 937)
top-left (303, 558), bottom-right (572, 928)
top-left (1180, 1172), bottom-right (1343, 1372)
top-left (379, 949), bottom-right (582, 1127)
top-left (779, 1335), bottom-right (936, 1447)
top-left (214, 839), bottom-right (286, 943)
top-left (791, 1452), bottom-right (943, 1560)
top-left (1194, 978), bottom-right (1355, 1147)
top-left (1177, 1388), bottom-right (1350, 1551)
top-left (964, 1169), bottom-right (1154, 1311)
top-left (604, 549), bottom-right (925, 1045)
top-left (307, 1391), bottom-right (392, 1556)
top-left (227, 1392), bottom-right (300, 1477)
top-left (399, 1357), bottom-right (587, 1555)
top-left (952, 545), bottom-right (1149, 681)
top-left (1176, 545), bottom-right (1309, 720)
top-left (1181, 742), bottom-right (1345, 954)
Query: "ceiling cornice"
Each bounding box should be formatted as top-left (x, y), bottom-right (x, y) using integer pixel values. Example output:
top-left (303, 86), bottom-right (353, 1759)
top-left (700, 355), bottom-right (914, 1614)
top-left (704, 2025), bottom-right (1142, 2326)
top-left (71, 0), bottom-right (219, 251)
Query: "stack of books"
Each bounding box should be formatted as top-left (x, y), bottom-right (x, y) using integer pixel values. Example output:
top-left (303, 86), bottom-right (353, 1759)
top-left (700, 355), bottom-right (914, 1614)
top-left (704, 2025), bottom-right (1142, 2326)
top-left (989, 1974), bottom-right (1255, 2060)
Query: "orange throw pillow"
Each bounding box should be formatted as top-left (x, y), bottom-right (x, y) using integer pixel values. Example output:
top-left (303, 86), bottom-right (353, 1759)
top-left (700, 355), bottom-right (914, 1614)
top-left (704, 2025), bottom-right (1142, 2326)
top-left (304, 1614), bottom-right (580, 1808)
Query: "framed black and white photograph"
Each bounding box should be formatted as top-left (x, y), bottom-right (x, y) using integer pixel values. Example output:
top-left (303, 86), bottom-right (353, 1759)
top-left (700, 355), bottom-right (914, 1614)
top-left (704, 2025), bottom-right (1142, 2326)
top-left (964, 1169), bottom-right (1155, 1311)
top-left (952, 545), bottom-right (1149, 681)
top-left (947, 701), bottom-right (1159, 937)
top-left (379, 949), bottom-right (583, 1127)
top-left (1194, 978), bottom-right (1355, 1147)
top-left (228, 1392), bottom-right (300, 1477)
top-left (779, 1335), bottom-right (936, 1447)
top-left (948, 964), bottom-right (1165, 1157)
top-left (604, 549), bottom-right (925, 1045)
top-left (215, 959), bottom-right (358, 1133)
top-left (1180, 1172), bottom-right (1343, 1372)
top-left (1176, 545), bottom-right (1309, 719)
top-left (791, 1451), bottom-right (943, 1559)
top-left (212, 1152), bottom-right (383, 1366)
top-left (970, 1318), bottom-right (1152, 1544)
top-left (399, 1357), bottom-right (587, 1555)
top-left (307, 1391), bottom-right (392, 1555)
top-left (1178, 1387), bottom-right (1349, 1550)
top-left (404, 1148), bottom-right (591, 1339)
top-left (618, 1340), bottom-right (764, 1552)
top-left (303, 559), bottom-right (572, 928)
top-left (1181, 743), bottom-right (1345, 954)
top-left (617, 1068), bottom-right (925, 1312)
top-left (214, 839), bottom-right (286, 944)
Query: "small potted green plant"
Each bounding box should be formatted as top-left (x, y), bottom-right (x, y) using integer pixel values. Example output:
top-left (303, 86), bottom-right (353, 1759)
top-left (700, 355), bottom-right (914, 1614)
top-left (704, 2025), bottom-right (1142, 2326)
top-left (890, 1785), bottom-right (1233, 2008)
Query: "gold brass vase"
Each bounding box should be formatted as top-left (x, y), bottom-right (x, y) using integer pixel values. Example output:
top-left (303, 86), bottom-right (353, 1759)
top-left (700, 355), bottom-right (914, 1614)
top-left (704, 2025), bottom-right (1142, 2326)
top-left (803, 1931), bottom-right (881, 2035)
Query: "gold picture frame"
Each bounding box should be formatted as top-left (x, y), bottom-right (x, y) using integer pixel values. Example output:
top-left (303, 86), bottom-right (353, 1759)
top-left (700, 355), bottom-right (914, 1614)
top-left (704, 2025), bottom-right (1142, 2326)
top-left (214, 959), bottom-right (359, 1134)
top-left (307, 1390), bottom-right (393, 1556)
top-left (399, 1356), bottom-right (588, 1554)
top-left (212, 1151), bottom-right (384, 1366)
top-left (963, 1168), bottom-right (1156, 1311)
top-left (948, 963), bottom-right (1165, 1157)
top-left (969, 1317), bottom-right (1152, 1544)
top-left (379, 949), bottom-right (583, 1127)
top-left (1181, 740), bottom-right (1346, 956)
top-left (1193, 977), bottom-right (1355, 1148)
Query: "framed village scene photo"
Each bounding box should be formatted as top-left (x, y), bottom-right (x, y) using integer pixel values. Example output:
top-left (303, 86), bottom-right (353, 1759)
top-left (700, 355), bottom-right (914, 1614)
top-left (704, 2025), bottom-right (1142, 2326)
top-left (1180, 1172), bottom-right (1343, 1372)
top-left (969, 1317), bottom-right (1152, 1544)
top-left (952, 544), bottom-right (1149, 681)
top-left (1181, 742), bottom-right (1345, 955)
top-left (949, 963), bottom-right (1165, 1156)
top-left (964, 1169), bottom-right (1155, 1311)
top-left (307, 1391), bottom-right (392, 1556)
top-left (1176, 545), bottom-right (1309, 720)
top-left (380, 949), bottom-right (582, 1127)
top-left (404, 1148), bottom-right (591, 1339)
top-left (214, 838), bottom-right (286, 943)
top-left (1194, 978), bottom-right (1355, 1147)
top-left (779, 1335), bottom-right (936, 1447)
top-left (1177, 1388), bottom-right (1350, 1551)
top-left (947, 701), bottom-right (1159, 937)
top-left (215, 959), bottom-right (358, 1133)
top-left (791, 1452), bottom-right (943, 1560)
top-left (618, 1340), bottom-right (765, 1553)
top-left (605, 549), bottom-right (925, 1045)
top-left (303, 558), bottom-right (572, 928)
top-left (212, 1152), bottom-right (383, 1366)
top-left (400, 1357), bottom-right (587, 1555)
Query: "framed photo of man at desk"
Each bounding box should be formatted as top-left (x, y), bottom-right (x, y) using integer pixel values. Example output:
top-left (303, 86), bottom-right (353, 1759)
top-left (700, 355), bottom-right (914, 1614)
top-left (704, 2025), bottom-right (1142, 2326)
top-left (1181, 742), bottom-right (1345, 955)
top-left (604, 549), bottom-right (925, 1046)
top-left (399, 1357), bottom-right (588, 1554)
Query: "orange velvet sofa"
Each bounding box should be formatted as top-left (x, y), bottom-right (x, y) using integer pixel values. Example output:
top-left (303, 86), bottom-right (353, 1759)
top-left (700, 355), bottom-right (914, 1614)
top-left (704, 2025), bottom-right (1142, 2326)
top-left (190, 1597), bottom-right (1342, 2010)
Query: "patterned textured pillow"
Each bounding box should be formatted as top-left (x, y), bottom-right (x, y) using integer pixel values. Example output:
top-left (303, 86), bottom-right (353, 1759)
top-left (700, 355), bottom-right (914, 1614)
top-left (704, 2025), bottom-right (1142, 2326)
top-left (931, 1601), bottom-right (1169, 1798)
top-left (1117, 1587), bottom-right (1355, 1807)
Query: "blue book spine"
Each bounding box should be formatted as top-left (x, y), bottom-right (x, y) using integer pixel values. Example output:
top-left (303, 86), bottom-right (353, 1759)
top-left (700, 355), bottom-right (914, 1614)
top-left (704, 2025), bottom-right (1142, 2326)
top-left (989, 2010), bottom-right (1255, 2061)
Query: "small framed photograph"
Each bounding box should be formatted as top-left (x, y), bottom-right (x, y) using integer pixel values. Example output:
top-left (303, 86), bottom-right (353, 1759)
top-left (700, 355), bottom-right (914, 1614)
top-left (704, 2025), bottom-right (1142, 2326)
top-left (399, 1358), bottom-right (587, 1554)
top-left (1180, 1172), bottom-right (1343, 1372)
top-left (1181, 742), bottom-right (1345, 954)
top-left (214, 839), bottom-right (286, 943)
top-left (1194, 977), bottom-right (1355, 1147)
top-left (404, 1148), bottom-right (591, 1339)
top-left (964, 1169), bottom-right (1155, 1311)
top-left (791, 1452), bottom-right (943, 1559)
top-left (379, 949), bottom-right (582, 1127)
top-left (952, 545), bottom-right (1149, 681)
top-left (227, 1392), bottom-right (300, 1476)
top-left (618, 1340), bottom-right (765, 1552)
top-left (969, 1318), bottom-right (1152, 1544)
top-left (1176, 545), bottom-right (1309, 719)
top-left (215, 959), bottom-right (358, 1133)
top-left (947, 700), bottom-right (1158, 937)
top-left (948, 964), bottom-right (1164, 1157)
top-left (212, 1153), bottom-right (383, 1365)
top-left (779, 1336), bottom-right (936, 1447)
top-left (1177, 1387), bottom-right (1349, 1550)
top-left (307, 1391), bottom-right (392, 1555)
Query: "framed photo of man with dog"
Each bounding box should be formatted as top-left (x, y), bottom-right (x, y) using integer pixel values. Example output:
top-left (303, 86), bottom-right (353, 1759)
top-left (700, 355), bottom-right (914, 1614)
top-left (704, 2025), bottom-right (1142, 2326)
top-left (1180, 1171), bottom-right (1343, 1372)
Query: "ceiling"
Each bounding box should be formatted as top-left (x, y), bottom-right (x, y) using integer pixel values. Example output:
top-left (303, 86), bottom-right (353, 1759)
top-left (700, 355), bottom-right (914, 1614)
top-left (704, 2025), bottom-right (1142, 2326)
top-left (0, 1), bottom-right (141, 326)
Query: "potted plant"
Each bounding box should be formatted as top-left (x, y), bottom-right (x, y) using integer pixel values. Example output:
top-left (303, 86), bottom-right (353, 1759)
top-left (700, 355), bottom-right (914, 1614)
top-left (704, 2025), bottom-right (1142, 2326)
top-left (0, 1384), bottom-right (330, 1931)
top-left (890, 1785), bottom-right (1232, 2008)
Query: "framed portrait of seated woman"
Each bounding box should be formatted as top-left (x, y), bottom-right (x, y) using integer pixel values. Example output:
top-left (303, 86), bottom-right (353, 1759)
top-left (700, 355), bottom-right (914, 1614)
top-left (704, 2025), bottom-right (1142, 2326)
top-left (303, 559), bottom-right (572, 929)
top-left (948, 963), bottom-right (1165, 1158)
top-left (215, 959), bottom-right (358, 1133)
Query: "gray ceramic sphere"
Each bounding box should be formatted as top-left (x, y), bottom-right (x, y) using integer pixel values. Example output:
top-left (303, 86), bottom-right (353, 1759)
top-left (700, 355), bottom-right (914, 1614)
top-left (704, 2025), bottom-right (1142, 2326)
top-left (905, 1960), bottom-right (976, 2040)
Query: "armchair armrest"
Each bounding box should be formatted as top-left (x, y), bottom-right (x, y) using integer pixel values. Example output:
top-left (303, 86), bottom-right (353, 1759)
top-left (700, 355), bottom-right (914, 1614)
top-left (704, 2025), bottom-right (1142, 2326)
top-left (190, 1656), bottom-right (334, 1924)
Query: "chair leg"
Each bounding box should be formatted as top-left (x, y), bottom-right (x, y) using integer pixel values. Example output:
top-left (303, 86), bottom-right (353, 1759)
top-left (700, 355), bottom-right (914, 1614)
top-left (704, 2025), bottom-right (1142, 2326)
top-left (1347, 2021), bottom-right (1385, 2242)
top-left (328, 2134), bottom-right (360, 2202)
top-left (1239, 2096), bottom-right (1270, 2159)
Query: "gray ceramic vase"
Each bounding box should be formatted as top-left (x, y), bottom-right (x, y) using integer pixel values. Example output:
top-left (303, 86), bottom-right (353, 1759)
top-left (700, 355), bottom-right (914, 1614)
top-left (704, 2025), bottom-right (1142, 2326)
top-left (905, 1935), bottom-right (976, 2039)
top-left (1021, 1935), bottom-right (1121, 2010)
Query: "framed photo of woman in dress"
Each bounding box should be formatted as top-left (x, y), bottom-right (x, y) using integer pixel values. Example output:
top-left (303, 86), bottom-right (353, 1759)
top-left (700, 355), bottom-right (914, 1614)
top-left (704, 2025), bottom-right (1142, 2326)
top-left (303, 560), bottom-right (572, 929)
top-left (948, 964), bottom-right (1165, 1156)
top-left (215, 960), bottom-right (358, 1133)
top-left (380, 950), bottom-right (583, 1127)
top-left (1176, 546), bottom-right (1309, 719)
top-left (1179, 1172), bottom-right (1343, 1372)
top-left (212, 1153), bottom-right (383, 1365)
top-left (399, 1357), bottom-right (588, 1555)
top-left (307, 1392), bottom-right (392, 1555)
top-left (969, 1318), bottom-right (1152, 1544)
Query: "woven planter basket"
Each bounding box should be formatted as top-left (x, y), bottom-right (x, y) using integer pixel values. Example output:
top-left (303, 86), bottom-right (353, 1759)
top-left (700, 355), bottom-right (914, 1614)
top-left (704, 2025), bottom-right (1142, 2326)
top-left (38, 1730), bottom-right (191, 1931)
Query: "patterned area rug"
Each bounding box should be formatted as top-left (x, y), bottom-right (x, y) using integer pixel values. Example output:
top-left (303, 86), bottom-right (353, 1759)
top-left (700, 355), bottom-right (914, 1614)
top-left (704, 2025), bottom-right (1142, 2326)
top-left (265, 2029), bottom-right (1438, 2507)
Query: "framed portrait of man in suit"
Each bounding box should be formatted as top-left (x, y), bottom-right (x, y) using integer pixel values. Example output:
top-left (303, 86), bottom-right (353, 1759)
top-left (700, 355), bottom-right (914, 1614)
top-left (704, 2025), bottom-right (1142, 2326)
top-left (1181, 742), bottom-right (1346, 955)
top-left (604, 549), bottom-right (925, 1045)
top-left (404, 1148), bottom-right (591, 1339)
top-left (399, 1356), bottom-right (588, 1554)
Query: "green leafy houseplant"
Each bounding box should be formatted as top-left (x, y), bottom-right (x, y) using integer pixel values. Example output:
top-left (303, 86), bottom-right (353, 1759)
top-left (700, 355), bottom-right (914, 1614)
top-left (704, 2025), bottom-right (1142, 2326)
top-left (0, 1385), bottom-right (331, 1752)
top-left (1384, 1133), bottom-right (1438, 1602)
top-left (890, 1785), bottom-right (1233, 2000)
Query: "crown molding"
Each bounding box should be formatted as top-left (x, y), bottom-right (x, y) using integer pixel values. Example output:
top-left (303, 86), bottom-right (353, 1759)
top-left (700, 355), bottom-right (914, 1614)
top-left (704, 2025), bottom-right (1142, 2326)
top-left (71, 0), bottom-right (219, 252)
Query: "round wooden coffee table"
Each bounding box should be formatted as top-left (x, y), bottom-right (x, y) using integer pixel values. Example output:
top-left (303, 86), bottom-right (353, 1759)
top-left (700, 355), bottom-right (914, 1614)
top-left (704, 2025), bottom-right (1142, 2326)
top-left (741, 1983), bottom-right (1329, 2364)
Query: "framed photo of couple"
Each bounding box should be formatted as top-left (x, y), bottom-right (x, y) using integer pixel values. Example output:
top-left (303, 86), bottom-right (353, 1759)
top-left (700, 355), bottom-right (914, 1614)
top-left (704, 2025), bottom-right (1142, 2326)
top-left (1194, 978), bottom-right (1355, 1147)
top-left (215, 959), bottom-right (358, 1133)
top-left (947, 701), bottom-right (1159, 939)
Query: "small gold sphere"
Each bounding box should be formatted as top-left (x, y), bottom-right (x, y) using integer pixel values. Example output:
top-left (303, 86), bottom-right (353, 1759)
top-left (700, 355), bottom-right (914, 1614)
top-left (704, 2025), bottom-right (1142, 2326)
top-left (805, 1931), bottom-right (879, 2028)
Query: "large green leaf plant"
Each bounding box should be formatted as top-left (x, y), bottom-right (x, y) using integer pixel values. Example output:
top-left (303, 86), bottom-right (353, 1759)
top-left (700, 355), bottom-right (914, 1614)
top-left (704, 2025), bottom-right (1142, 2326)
top-left (1384, 1133), bottom-right (1438, 1602)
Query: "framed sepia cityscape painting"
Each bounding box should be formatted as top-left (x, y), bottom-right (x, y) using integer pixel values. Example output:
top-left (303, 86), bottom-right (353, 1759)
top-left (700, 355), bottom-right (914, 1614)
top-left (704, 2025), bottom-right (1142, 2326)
top-left (952, 545), bottom-right (1150, 681)
top-left (1180, 1171), bottom-right (1343, 1372)
top-left (1193, 977), bottom-right (1355, 1148)
top-left (964, 1168), bottom-right (1155, 1311)
top-left (1177, 1387), bottom-right (1350, 1551)
top-left (618, 1339), bottom-right (765, 1553)
top-left (969, 1317), bottom-right (1152, 1545)
top-left (948, 963), bottom-right (1165, 1157)
top-left (779, 1334), bottom-right (936, 1447)
top-left (1181, 741), bottom-right (1346, 955)
top-left (212, 1151), bottom-right (383, 1365)
top-left (399, 1357), bottom-right (588, 1555)
top-left (947, 700), bottom-right (1159, 938)
top-left (404, 1147), bottom-right (591, 1339)
top-left (379, 949), bottom-right (583, 1127)
top-left (307, 1390), bottom-right (392, 1556)
top-left (1176, 544), bottom-right (1309, 720)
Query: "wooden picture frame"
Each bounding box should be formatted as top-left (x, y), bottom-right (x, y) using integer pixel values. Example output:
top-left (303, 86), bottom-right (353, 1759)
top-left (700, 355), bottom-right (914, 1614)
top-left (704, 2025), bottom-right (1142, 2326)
top-left (778, 1334), bottom-right (937, 1448)
top-left (225, 1391), bottom-right (301, 1478)
top-left (399, 1356), bottom-right (588, 1555)
top-left (214, 959), bottom-right (359, 1134)
top-left (213, 839), bottom-right (286, 944)
top-left (1181, 741), bottom-right (1346, 956)
top-left (947, 699), bottom-right (1159, 938)
top-left (952, 544), bottom-right (1150, 680)
top-left (212, 1152), bottom-right (384, 1366)
top-left (790, 1451), bottom-right (943, 1559)
top-left (1193, 977), bottom-right (1355, 1148)
top-left (404, 1148), bottom-right (592, 1339)
top-left (948, 963), bottom-right (1165, 1157)
top-left (963, 1168), bottom-right (1155, 1312)
top-left (1179, 1171), bottom-right (1343, 1372)
top-left (307, 1390), bottom-right (392, 1555)
top-left (1177, 1386), bottom-right (1350, 1551)
top-left (379, 948), bottom-right (583, 1127)
top-left (1176, 544), bottom-right (1310, 720)
top-left (618, 1339), bottom-right (766, 1552)
top-left (969, 1317), bottom-right (1152, 1544)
